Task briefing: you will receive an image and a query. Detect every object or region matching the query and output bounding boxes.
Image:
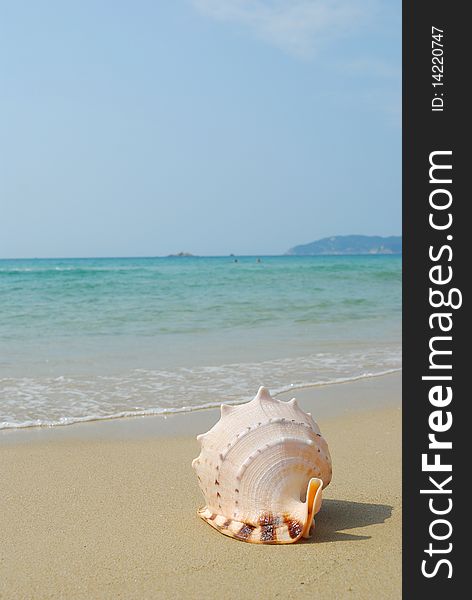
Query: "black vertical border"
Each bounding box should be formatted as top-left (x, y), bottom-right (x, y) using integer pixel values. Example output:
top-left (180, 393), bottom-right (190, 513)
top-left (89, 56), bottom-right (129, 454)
top-left (403, 1), bottom-right (465, 596)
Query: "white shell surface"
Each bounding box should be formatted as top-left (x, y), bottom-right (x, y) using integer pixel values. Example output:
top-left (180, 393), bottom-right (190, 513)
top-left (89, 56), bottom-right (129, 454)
top-left (192, 386), bottom-right (332, 543)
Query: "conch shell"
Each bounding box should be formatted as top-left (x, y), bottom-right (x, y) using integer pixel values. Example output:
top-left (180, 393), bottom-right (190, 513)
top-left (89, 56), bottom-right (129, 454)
top-left (192, 386), bottom-right (332, 544)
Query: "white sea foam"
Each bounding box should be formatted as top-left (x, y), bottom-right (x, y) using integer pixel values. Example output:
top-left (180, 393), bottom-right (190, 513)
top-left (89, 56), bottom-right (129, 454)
top-left (0, 349), bottom-right (401, 430)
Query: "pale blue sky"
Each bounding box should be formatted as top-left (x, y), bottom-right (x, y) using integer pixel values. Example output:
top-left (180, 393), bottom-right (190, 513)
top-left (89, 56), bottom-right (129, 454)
top-left (0, 1), bottom-right (401, 257)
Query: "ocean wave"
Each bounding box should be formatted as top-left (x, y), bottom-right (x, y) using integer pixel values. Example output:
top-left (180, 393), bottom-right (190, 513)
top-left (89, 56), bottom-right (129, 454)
top-left (0, 354), bottom-right (401, 429)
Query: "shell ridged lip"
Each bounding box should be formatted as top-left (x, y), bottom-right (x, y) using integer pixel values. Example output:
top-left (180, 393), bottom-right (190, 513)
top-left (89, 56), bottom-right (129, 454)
top-left (198, 506), bottom-right (307, 544)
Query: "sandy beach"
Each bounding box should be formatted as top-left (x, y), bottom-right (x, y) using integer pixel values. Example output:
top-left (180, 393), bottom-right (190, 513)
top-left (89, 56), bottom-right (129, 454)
top-left (0, 373), bottom-right (401, 599)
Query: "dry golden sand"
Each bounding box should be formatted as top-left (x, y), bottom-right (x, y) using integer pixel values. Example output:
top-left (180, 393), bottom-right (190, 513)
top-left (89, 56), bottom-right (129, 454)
top-left (0, 374), bottom-right (401, 600)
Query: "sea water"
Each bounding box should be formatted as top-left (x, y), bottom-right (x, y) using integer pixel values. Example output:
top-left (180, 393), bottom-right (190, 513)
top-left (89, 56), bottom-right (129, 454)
top-left (0, 255), bottom-right (401, 429)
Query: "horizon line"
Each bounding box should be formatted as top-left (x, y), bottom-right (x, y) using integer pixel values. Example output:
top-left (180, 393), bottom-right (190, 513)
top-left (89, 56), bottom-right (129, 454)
top-left (0, 234), bottom-right (403, 261)
top-left (0, 252), bottom-right (402, 261)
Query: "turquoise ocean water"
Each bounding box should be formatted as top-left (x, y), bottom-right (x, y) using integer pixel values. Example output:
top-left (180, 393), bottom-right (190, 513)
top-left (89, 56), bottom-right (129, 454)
top-left (0, 255), bottom-right (401, 429)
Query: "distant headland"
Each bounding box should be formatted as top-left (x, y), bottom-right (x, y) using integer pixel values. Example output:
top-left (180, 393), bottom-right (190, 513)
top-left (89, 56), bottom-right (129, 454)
top-left (286, 235), bottom-right (402, 256)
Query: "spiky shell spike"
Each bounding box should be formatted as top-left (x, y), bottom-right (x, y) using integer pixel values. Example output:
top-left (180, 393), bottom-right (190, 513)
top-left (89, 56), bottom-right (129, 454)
top-left (192, 386), bottom-right (332, 544)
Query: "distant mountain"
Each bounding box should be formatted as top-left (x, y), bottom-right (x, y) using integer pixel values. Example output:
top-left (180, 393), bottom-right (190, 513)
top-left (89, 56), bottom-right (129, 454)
top-left (286, 235), bottom-right (402, 256)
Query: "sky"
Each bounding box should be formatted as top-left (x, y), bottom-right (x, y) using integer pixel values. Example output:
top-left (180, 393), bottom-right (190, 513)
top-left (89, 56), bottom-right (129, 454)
top-left (0, 1), bottom-right (401, 258)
